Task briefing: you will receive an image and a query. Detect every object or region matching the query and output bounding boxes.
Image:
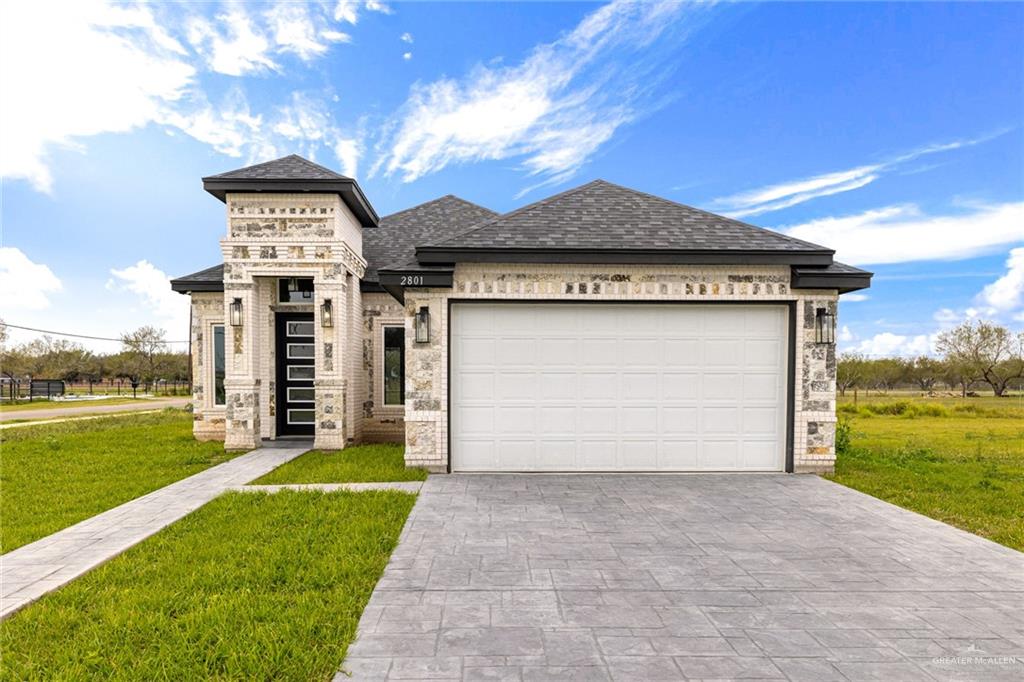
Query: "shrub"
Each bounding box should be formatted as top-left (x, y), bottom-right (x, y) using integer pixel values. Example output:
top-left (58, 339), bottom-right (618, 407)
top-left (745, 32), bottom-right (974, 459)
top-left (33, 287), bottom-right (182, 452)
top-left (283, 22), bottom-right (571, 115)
top-left (835, 417), bottom-right (853, 455)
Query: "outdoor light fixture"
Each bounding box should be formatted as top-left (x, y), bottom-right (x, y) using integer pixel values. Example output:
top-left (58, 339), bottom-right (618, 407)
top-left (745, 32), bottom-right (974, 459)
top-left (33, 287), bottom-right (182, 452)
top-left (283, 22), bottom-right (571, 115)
top-left (815, 307), bottom-right (835, 344)
top-left (414, 306), bottom-right (430, 343)
top-left (320, 298), bottom-right (333, 328)
top-left (287, 277), bottom-right (299, 292)
top-left (229, 298), bottom-right (243, 327)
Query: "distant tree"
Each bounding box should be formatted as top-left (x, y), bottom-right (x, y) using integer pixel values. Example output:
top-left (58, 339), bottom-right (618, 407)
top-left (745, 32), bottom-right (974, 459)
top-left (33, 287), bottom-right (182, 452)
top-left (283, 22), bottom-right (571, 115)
top-left (907, 356), bottom-right (944, 393)
top-left (936, 321), bottom-right (1024, 397)
top-left (836, 352), bottom-right (867, 396)
top-left (120, 326), bottom-right (168, 396)
top-left (863, 357), bottom-right (907, 393)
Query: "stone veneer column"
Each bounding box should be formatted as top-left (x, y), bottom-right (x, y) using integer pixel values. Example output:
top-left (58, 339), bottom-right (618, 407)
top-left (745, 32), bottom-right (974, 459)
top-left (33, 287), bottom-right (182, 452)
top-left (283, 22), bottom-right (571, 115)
top-left (314, 274), bottom-right (347, 450)
top-left (223, 277), bottom-right (261, 451)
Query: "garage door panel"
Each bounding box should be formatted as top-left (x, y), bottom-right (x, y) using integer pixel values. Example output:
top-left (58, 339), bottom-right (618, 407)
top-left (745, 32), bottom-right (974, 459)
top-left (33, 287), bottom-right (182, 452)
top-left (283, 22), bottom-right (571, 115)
top-left (662, 373), bottom-right (699, 399)
top-left (704, 339), bottom-right (744, 366)
top-left (579, 407), bottom-right (617, 433)
top-left (540, 373), bottom-right (577, 400)
top-left (622, 372), bottom-right (659, 400)
top-left (452, 304), bottom-right (786, 472)
top-left (621, 441), bottom-right (658, 468)
top-left (621, 407), bottom-right (658, 433)
top-left (497, 338), bottom-right (536, 365)
top-left (496, 372), bottom-right (537, 400)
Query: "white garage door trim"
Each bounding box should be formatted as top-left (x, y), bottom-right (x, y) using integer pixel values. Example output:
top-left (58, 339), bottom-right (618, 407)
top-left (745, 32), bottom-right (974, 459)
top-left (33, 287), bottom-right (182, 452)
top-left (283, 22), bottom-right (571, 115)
top-left (451, 302), bottom-right (792, 472)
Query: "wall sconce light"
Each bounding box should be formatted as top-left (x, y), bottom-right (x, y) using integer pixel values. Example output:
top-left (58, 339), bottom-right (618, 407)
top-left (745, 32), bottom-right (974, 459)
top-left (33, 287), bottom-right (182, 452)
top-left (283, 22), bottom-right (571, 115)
top-left (815, 307), bottom-right (835, 344)
top-left (229, 298), bottom-right (243, 327)
top-left (320, 298), bottom-right (333, 328)
top-left (415, 306), bottom-right (430, 343)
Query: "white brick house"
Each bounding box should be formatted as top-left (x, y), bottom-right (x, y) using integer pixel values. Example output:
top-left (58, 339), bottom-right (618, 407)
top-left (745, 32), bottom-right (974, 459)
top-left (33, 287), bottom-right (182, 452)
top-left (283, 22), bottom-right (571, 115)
top-left (172, 155), bottom-right (870, 473)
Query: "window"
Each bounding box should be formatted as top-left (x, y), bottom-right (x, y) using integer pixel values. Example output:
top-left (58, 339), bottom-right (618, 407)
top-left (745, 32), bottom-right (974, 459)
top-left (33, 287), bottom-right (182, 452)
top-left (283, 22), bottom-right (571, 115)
top-left (383, 326), bottom-right (405, 405)
top-left (278, 278), bottom-right (314, 303)
top-left (212, 325), bottom-right (226, 406)
top-left (286, 343), bottom-right (315, 359)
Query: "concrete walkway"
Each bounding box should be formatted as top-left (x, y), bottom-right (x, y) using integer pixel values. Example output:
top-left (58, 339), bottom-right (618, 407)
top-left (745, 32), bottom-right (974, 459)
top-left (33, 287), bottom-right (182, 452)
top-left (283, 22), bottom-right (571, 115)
top-left (0, 443), bottom-right (309, 619)
top-left (341, 474), bottom-right (1024, 681)
top-left (0, 397), bottom-right (188, 423)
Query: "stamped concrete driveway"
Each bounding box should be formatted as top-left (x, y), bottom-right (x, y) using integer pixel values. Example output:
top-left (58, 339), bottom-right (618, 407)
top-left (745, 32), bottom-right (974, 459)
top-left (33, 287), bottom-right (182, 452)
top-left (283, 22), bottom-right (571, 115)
top-left (341, 475), bottom-right (1024, 681)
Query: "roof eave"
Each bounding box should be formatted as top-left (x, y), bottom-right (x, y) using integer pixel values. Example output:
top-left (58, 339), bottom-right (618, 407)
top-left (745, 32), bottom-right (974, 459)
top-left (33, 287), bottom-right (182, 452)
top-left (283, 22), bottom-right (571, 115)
top-left (202, 178), bottom-right (380, 227)
top-left (790, 268), bottom-right (873, 294)
top-left (170, 279), bottom-right (224, 294)
top-left (414, 247), bottom-right (834, 267)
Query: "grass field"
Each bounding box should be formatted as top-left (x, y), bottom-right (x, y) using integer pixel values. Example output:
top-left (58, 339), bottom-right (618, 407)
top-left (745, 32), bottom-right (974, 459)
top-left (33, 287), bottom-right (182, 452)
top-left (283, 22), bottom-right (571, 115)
top-left (252, 443), bottom-right (428, 484)
top-left (0, 397), bottom-right (153, 413)
top-left (829, 392), bottom-right (1024, 552)
top-left (0, 411), bottom-right (233, 552)
top-left (0, 490), bottom-right (416, 681)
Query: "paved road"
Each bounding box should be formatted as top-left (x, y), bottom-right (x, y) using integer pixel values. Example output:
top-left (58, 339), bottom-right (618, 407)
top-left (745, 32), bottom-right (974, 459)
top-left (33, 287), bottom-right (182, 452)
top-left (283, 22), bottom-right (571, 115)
top-left (0, 397), bottom-right (189, 422)
top-left (341, 474), bottom-right (1024, 681)
top-left (0, 443), bottom-right (309, 619)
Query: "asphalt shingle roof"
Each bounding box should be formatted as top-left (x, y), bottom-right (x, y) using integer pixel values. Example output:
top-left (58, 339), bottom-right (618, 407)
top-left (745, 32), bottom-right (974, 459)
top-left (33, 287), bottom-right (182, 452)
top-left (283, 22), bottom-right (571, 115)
top-left (203, 154), bottom-right (351, 181)
top-left (363, 195), bottom-right (497, 282)
top-left (424, 179), bottom-right (831, 254)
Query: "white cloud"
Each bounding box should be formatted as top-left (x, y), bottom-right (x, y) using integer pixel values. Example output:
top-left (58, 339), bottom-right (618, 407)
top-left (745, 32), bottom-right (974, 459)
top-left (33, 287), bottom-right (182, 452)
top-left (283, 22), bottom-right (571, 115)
top-left (366, 0), bottom-right (393, 15)
top-left (976, 247), bottom-right (1024, 316)
top-left (265, 3), bottom-right (331, 61)
top-left (403, 51), bottom-right (412, 61)
top-left (841, 293), bottom-right (869, 302)
top-left (847, 332), bottom-right (936, 358)
top-left (714, 133), bottom-right (1007, 218)
top-left (186, 7), bottom-right (276, 76)
top-left (779, 202), bottom-right (1024, 266)
top-left (838, 325), bottom-right (854, 343)
top-left (401, 32), bottom-right (414, 43)
top-left (376, 0), bottom-right (710, 191)
top-left (0, 248), bottom-right (62, 311)
top-left (107, 260), bottom-right (189, 335)
top-left (334, 1), bottom-right (359, 24)
top-left (0, 0), bottom-right (195, 192)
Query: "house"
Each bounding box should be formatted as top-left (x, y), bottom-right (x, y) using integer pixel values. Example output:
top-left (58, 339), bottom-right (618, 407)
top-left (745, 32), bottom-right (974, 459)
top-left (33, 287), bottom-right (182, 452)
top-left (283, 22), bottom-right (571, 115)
top-left (171, 154), bottom-right (870, 473)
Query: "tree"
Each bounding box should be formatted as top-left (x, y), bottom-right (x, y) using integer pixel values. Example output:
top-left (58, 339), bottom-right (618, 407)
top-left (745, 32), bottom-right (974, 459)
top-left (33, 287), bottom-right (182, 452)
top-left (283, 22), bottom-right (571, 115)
top-left (936, 321), bottom-right (1024, 397)
top-left (836, 352), bottom-right (866, 396)
top-left (863, 357), bottom-right (907, 393)
top-left (907, 356), bottom-right (943, 393)
top-left (120, 326), bottom-right (168, 396)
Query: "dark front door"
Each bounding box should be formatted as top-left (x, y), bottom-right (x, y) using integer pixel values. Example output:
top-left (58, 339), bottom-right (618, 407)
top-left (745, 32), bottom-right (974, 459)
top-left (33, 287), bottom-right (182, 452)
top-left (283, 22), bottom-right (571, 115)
top-left (276, 312), bottom-right (315, 436)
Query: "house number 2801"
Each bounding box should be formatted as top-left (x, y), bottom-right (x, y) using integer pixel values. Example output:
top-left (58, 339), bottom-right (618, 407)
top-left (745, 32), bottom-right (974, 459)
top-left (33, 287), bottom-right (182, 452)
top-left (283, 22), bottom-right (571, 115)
top-left (400, 275), bottom-right (425, 286)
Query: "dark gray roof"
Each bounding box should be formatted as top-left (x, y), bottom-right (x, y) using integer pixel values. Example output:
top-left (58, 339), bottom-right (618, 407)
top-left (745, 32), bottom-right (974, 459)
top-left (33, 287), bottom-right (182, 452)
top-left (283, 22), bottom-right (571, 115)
top-left (204, 154), bottom-right (350, 181)
top-left (421, 179), bottom-right (831, 255)
top-left (791, 261), bottom-right (872, 293)
top-left (202, 154), bottom-right (378, 226)
top-left (364, 195), bottom-right (497, 282)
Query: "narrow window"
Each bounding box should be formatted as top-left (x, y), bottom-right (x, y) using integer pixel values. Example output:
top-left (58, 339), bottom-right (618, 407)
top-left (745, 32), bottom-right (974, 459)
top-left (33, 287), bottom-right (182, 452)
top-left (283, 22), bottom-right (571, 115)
top-left (278, 278), bottom-right (314, 303)
top-left (212, 325), bottom-right (226, 406)
top-left (383, 326), bottom-right (405, 406)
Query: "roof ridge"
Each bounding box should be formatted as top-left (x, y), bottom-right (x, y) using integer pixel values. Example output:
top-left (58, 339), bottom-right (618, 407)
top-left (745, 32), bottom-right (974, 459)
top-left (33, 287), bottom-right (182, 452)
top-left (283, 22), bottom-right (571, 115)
top-left (590, 178), bottom-right (832, 252)
top-left (205, 153), bottom-right (349, 180)
top-left (380, 194), bottom-right (497, 222)
top-left (425, 179), bottom-right (607, 248)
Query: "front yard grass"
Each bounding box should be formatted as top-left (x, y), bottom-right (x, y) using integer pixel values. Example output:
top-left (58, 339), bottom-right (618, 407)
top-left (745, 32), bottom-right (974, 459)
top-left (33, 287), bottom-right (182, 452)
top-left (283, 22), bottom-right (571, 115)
top-left (0, 410), bottom-right (233, 552)
top-left (828, 406), bottom-right (1024, 552)
top-left (252, 443), bottom-right (428, 484)
top-left (0, 490), bottom-right (416, 681)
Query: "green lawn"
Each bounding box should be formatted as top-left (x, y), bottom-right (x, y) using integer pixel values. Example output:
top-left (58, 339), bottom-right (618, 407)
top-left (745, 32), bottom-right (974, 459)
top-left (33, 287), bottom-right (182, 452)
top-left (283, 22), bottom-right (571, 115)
top-left (0, 397), bottom-right (153, 413)
top-left (0, 490), bottom-right (416, 681)
top-left (0, 411), bottom-right (233, 551)
top-left (252, 443), bottom-right (428, 484)
top-left (828, 398), bottom-right (1024, 552)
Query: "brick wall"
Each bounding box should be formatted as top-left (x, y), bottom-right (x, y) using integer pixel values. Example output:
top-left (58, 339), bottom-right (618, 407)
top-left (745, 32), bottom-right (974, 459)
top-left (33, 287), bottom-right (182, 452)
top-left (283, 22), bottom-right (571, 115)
top-left (403, 263), bottom-right (839, 473)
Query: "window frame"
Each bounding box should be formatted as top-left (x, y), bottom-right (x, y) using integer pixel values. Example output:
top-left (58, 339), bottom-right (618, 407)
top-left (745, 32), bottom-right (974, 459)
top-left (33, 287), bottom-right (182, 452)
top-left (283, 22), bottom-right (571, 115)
top-left (211, 323), bottom-right (226, 407)
top-left (381, 323), bottom-right (406, 407)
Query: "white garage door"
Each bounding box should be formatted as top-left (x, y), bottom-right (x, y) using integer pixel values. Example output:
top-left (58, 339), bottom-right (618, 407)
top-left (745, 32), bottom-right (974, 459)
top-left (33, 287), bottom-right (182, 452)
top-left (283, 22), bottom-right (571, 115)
top-left (451, 303), bottom-right (788, 472)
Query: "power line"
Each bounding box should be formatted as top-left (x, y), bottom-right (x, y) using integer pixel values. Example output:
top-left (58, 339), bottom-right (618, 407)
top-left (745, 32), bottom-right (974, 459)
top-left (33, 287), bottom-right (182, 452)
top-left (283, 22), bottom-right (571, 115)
top-left (0, 323), bottom-right (188, 344)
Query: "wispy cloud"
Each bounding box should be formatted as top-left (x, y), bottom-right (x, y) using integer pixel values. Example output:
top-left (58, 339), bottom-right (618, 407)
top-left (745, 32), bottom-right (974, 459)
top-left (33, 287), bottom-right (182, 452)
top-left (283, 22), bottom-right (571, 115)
top-left (975, 247), bottom-right (1024, 321)
top-left (713, 132), bottom-right (1008, 218)
top-left (1, 1), bottom-right (364, 192)
top-left (333, 0), bottom-right (392, 25)
top-left (779, 202), bottom-right (1024, 265)
top-left (374, 0), bottom-right (713, 194)
top-left (0, 248), bottom-right (62, 311)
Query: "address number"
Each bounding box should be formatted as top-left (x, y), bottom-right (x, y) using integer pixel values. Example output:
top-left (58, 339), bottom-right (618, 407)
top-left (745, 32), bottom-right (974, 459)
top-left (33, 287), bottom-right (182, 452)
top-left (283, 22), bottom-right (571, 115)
top-left (400, 275), bottom-right (425, 286)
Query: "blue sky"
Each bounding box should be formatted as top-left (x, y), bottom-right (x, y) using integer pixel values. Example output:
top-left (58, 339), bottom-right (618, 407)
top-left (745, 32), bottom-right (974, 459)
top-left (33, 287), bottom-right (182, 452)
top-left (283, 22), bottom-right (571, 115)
top-left (1, 0), bottom-right (1022, 355)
